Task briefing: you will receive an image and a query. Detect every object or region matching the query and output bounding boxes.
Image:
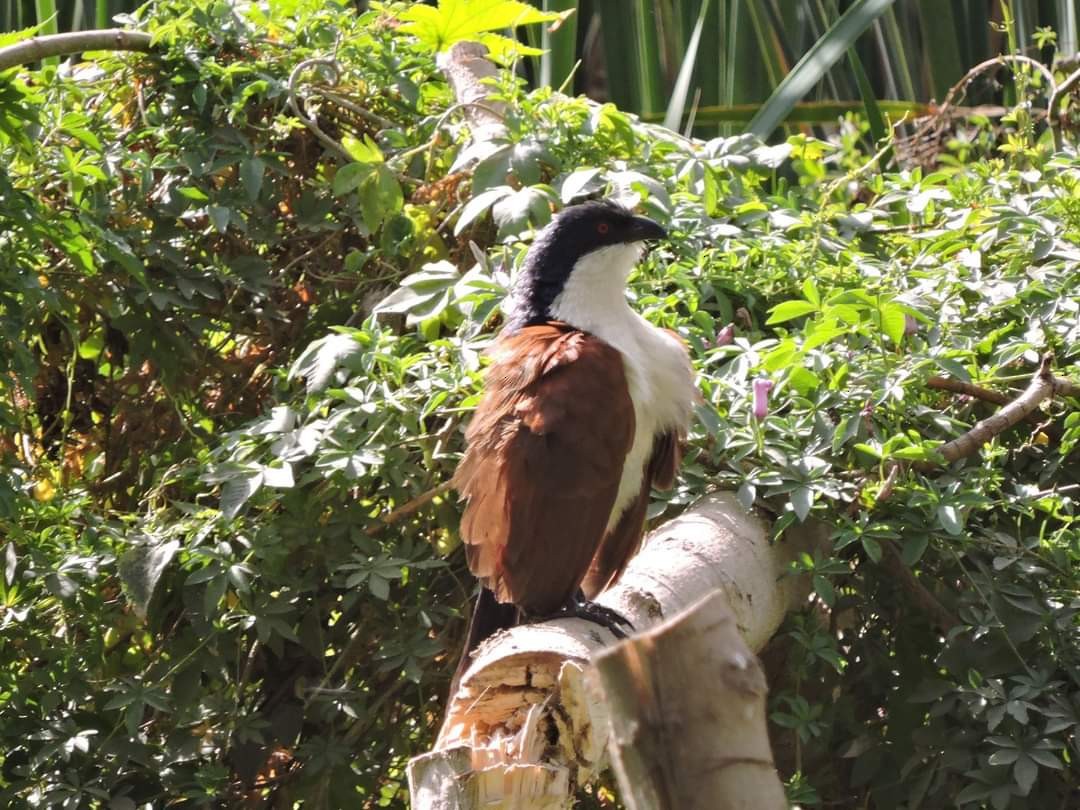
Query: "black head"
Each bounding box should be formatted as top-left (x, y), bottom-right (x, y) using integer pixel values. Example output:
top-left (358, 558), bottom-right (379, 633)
top-left (506, 200), bottom-right (666, 330)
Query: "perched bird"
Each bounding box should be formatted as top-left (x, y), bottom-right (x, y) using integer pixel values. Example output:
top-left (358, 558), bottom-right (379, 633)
top-left (451, 199), bottom-right (697, 688)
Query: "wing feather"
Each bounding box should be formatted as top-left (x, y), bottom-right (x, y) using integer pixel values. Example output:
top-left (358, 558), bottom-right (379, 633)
top-left (455, 323), bottom-right (634, 615)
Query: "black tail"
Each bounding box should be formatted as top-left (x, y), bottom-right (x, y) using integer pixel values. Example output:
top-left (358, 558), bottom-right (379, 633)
top-left (448, 587), bottom-right (518, 698)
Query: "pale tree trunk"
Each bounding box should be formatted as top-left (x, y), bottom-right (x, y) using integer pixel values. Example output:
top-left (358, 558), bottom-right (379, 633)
top-left (594, 591), bottom-right (788, 810)
top-left (408, 493), bottom-right (828, 808)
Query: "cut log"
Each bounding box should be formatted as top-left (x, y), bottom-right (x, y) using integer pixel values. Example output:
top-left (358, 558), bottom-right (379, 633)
top-left (594, 590), bottom-right (787, 810)
top-left (407, 492), bottom-right (829, 808)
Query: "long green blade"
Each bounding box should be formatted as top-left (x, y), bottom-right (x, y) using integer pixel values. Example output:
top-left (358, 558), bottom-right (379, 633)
top-left (848, 46), bottom-right (885, 144)
top-left (663, 0), bottom-right (711, 131)
top-left (596, 0), bottom-right (639, 110)
top-left (653, 98), bottom-right (928, 125)
top-left (33, 0), bottom-right (58, 64)
top-left (746, 0), bottom-right (896, 139)
top-left (917, 0), bottom-right (962, 101)
top-left (631, 0), bottom-right (664, 115)
top-left (539, 0), bottom-right (578, 91)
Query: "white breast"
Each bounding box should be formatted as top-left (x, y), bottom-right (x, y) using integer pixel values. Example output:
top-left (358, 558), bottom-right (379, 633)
top-left (548, 244), bottom-right (695, 530)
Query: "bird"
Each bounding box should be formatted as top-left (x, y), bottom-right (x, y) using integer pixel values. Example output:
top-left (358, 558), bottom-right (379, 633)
top-left (450, 199), bottom-right (697, 691)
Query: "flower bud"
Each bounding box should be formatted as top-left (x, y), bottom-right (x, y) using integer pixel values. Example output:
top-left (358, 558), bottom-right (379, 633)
top-left (752, 377), bottom-right (774, 420)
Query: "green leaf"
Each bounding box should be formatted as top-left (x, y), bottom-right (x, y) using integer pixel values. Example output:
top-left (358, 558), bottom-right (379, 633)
top-left (937, 504), bottom-right (964, 536)
top-left (747, 0), bottom-right (898, 139)
top-left (848, 46), bottom-right (888, 157)
top-left (342, 134), bottom-right (384, 164)
top-left (221, 472), bottom-right (263, 519)
top-left (118, 540), bottom-right (181, 620)
top-left (240, 158), bottom-right (265, 203)
top-left (767, 300), bottom-right (819, 324)
top-left (455, 186), bottom-right (514, 235)
top-left (791, 487), bottom-right (814, 521)
top-left (177, 186), bottom-right (210, 201)
top-left (663, 0), bottom-right (711, 132)
top-left (289, 333), bottom-right (363, 394)
top-left (900, 534), bottom-right (929, 566)
top-left (207, 205), bottom-right (230, 233)
top-left (399, 0), bottom-right (564, 52)
top-left (861, 535), bottom-right (882, 563)
top-left (332, 162), bottom-right (372, 196)
top-left (880, 303), bottom-right (906, 345)
top-left (1013, 755), bottom-right (1037, 795)
top-left (813, 574), bottom-right (835, 607)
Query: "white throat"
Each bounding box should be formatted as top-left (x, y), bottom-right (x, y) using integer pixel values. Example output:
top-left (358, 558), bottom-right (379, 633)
top-left (547, 242), bottom-right (642, 330)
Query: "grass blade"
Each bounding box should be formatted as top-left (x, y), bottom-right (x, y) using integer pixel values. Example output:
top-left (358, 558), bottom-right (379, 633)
top-left (596, 0), bottom-right (639, 109)
top-left (848, 45), bottom-right (890, 163)
top-left (747, 0), bottom-right (897, 139)
top-left (656, 98), bottom-right (927, 125)
top-left (664, 0), bottom-right (711, 130)
top-left (916, 0), bottom-right (963, 101)
top-left (33, 0), bottom-right (58, 65)
top-left (631, 0), bottom-right (664, 114)
top-left (539, 0), bottom-right (578, 91)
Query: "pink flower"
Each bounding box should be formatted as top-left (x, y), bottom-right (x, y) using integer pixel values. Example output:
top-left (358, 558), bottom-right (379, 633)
top-left (752, 377), bottom-right (774, 420)
top-left (715, 323), bottom-right (735, 346)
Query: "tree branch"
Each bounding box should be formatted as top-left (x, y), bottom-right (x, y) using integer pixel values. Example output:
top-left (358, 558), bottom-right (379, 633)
top-left (0, 30), bottom-right (153, 71)
top-left (927, 375), bottom-right (1011, 407)
top-left (936, 353), bottom-right (1067, 464)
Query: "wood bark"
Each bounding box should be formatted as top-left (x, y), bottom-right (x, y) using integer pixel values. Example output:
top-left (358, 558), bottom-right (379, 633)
top-left (0, 30), bottom-right (153, 71)
top-left (594, 591), bottom-right (787, 810)
top-left (407, 493), bottom-right (829, 808)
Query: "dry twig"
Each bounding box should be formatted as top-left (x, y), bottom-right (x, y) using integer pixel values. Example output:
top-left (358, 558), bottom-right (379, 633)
top-left (936, 353), bottom-right (1069, 464)
top-left (365, 480), bottom-right (454, 536)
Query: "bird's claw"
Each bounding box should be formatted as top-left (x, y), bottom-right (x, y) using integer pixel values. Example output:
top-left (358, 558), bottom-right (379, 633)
top-left (532, 597), bottom-right (635, 638)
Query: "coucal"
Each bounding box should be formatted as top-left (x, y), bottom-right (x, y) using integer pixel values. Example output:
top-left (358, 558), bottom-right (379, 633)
top-left (451, 199), bottom-right (696, 689)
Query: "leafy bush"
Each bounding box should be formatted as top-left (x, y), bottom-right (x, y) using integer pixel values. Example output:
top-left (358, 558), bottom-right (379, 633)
top-left (0, 1), bottom-right (1078, 807)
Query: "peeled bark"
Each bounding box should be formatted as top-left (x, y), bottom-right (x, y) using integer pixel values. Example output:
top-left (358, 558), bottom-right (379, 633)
top-left (407, 493), bottom-right (829, 808)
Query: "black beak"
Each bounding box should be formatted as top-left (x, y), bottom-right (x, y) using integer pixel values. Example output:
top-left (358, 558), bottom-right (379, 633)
top-left (627, 214), bottom-right (667, 242)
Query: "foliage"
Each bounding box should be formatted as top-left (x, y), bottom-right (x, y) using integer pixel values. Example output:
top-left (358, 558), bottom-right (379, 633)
top-left (0, 1), bottom-right (1079, 809)
top-left (7, 2), bottom-right (1080, 140)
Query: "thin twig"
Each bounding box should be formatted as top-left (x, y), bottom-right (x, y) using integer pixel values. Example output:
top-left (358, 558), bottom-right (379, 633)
top-left (287, 58), bottom-right (352, 163)
top-left (312, 87), bottom-right (394, 130)
top-left (935, 353), bottom-right (1066, 464)
top-left (365, 480), bottom-right (454, 536)
top-left (1049, 64), bottom-right (1080, 150)
top-left (874, 463), bottom-right (900, 504)
top-left (926, 375), bottom-right (1011, 406)
top-left (936, 55), bottom-right (1056, 118)
top-left (900, 55), bottom-right (1057, 165)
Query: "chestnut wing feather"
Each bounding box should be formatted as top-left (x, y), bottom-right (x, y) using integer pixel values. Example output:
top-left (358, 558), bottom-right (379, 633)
top-left (455, 324), bottom-right (634, 615)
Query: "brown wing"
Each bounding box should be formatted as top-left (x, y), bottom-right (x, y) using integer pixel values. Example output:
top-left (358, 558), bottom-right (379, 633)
top-left (581, 429), bottom-right (682, 598)
top-left (454, 323), bottom-right (635, 615)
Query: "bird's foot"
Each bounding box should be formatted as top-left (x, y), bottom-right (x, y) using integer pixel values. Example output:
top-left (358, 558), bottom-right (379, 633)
top-left (532, 596), bottom-right (635, 638)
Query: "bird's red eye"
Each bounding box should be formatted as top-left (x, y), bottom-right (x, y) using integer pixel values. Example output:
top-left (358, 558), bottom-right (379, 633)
top-left (597, 222), bottom-right (609, 234)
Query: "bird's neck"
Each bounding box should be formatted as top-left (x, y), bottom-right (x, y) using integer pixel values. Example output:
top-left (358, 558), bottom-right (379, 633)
top-left (546, 243), bottom-right (641, 334)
